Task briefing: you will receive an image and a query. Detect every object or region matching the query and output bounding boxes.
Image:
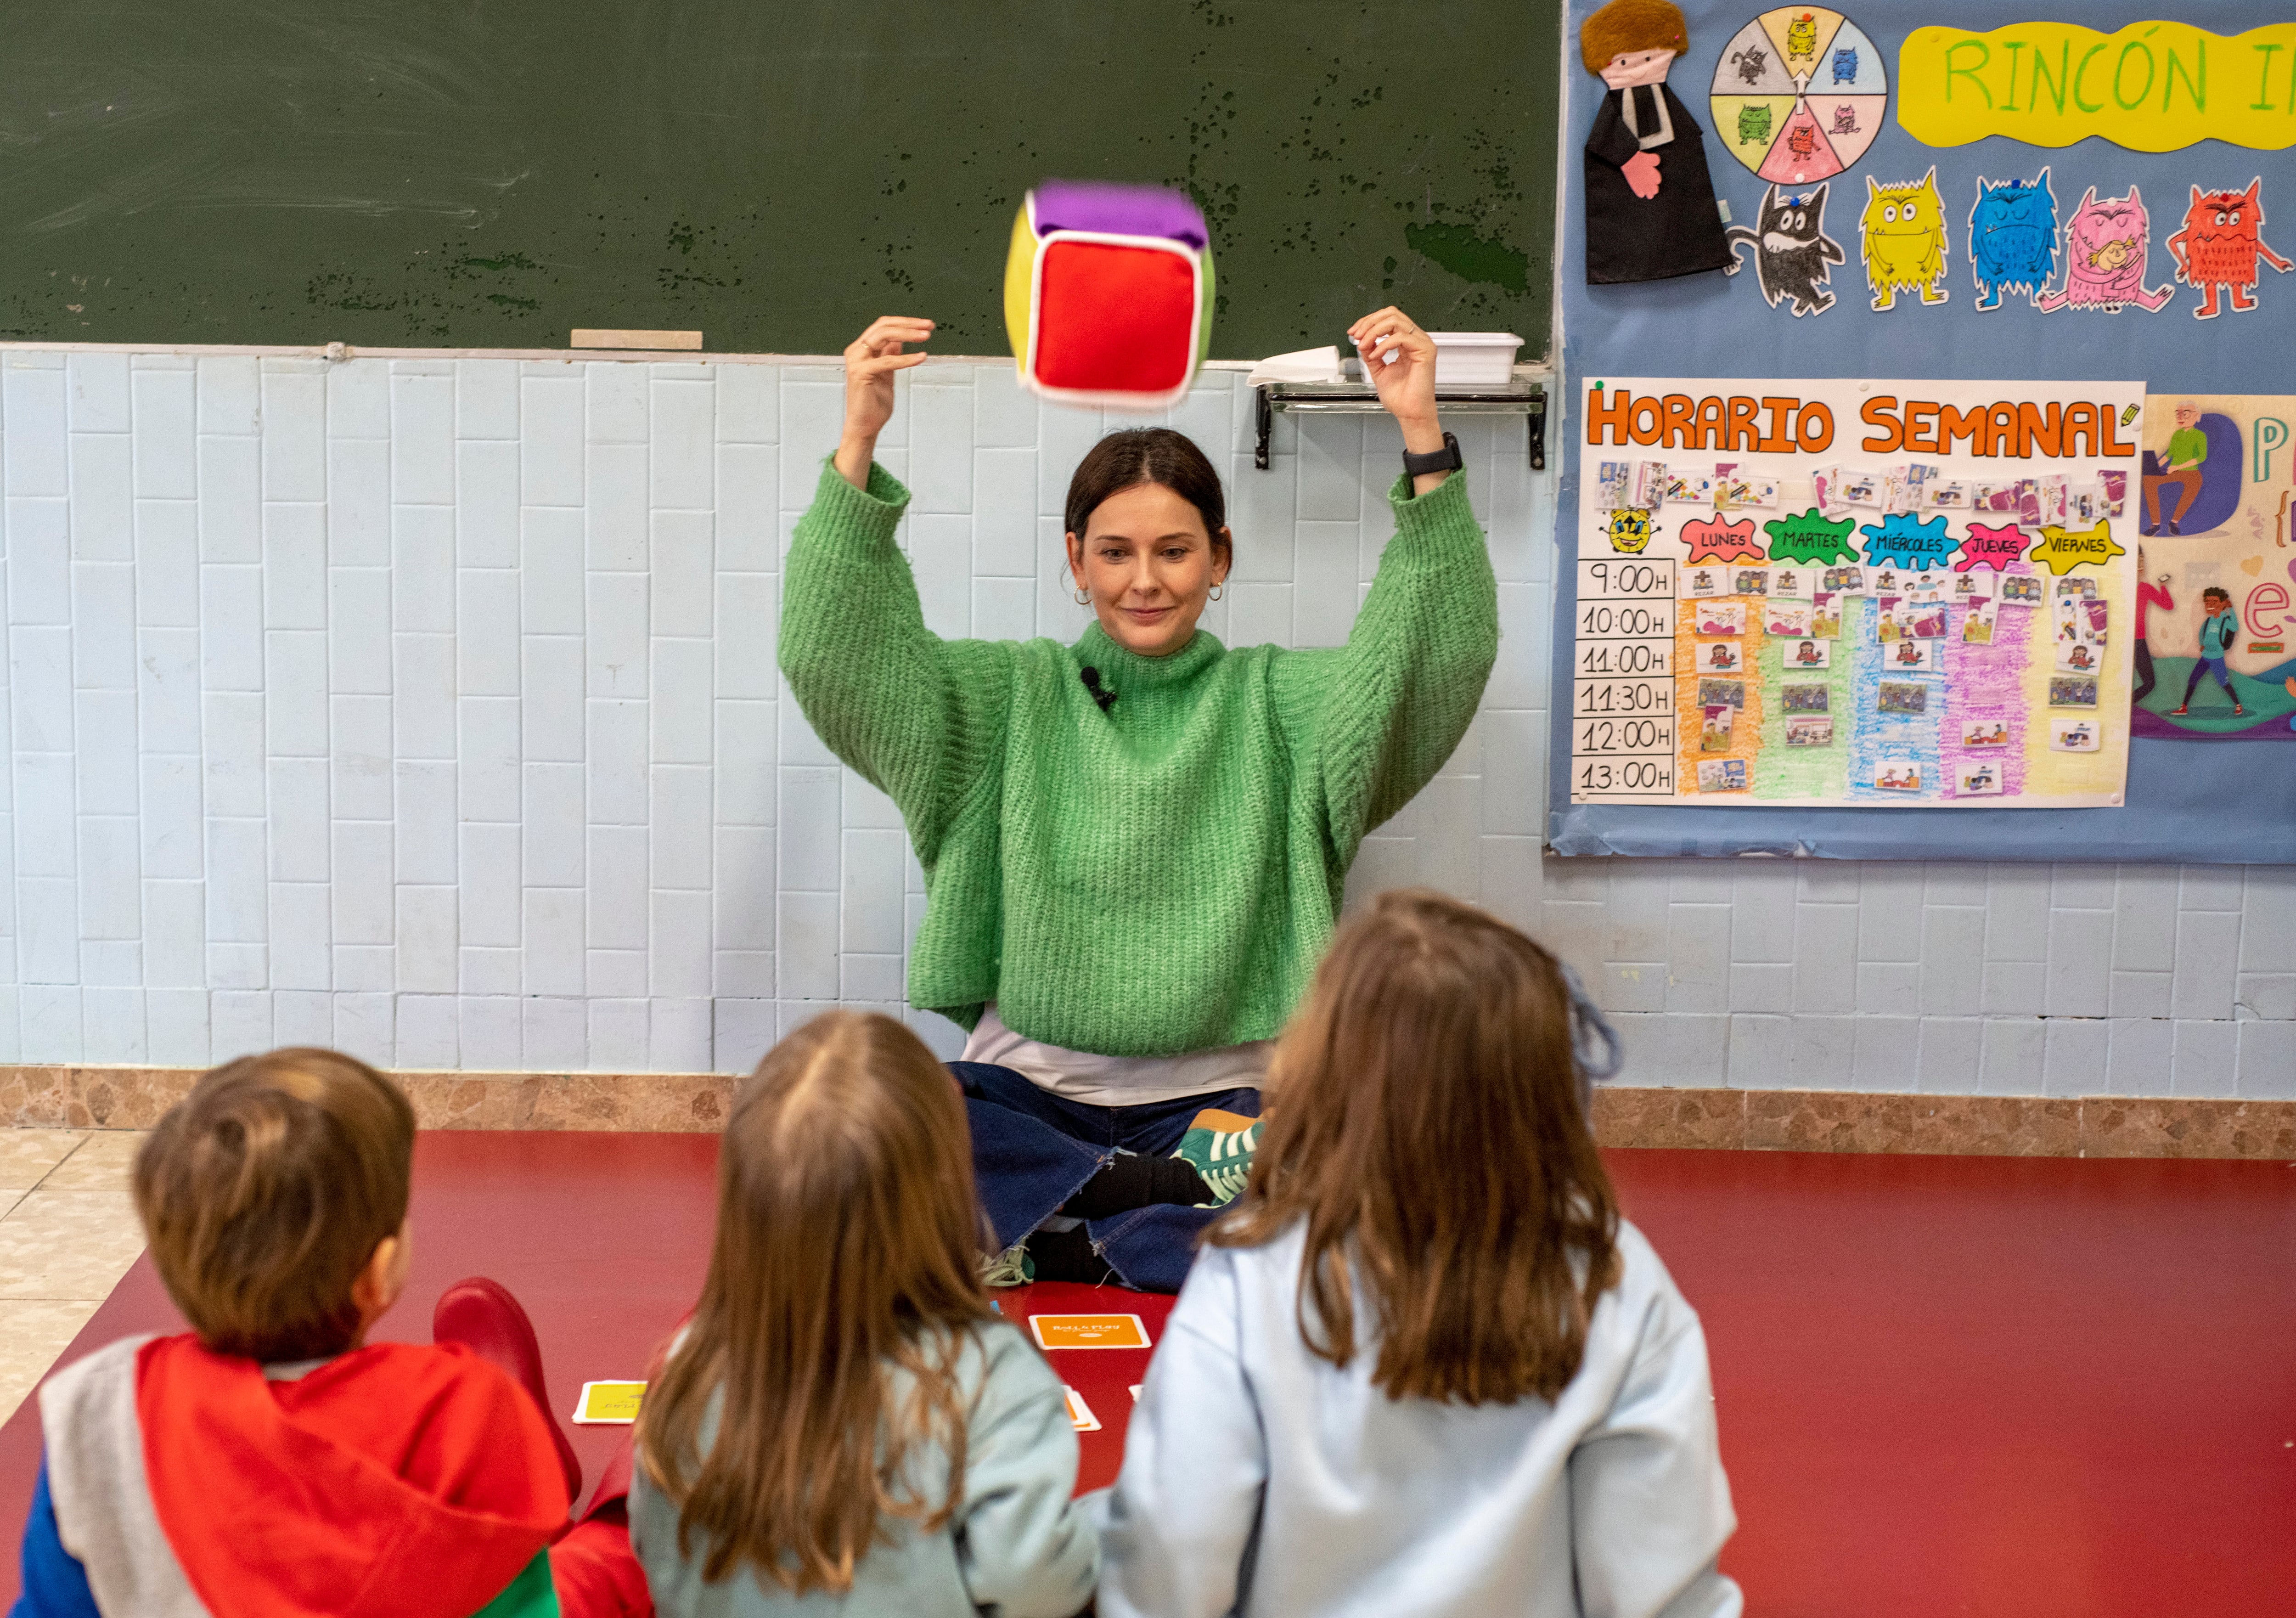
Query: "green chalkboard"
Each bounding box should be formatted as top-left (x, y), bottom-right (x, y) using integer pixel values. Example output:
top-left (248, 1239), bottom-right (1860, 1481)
top-left (0, 1), bottom-right (1558, 358)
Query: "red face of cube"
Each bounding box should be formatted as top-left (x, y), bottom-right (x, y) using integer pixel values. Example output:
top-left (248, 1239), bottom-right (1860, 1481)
top-left (1033, 238), bottom-right (1197, 395)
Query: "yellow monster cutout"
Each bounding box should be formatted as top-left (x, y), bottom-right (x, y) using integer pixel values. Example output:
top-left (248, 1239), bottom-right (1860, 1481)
top-left (1861, 169), bottom-right (1950, 310)
top-left (1784, 11), bottom-right (1818, 62)
top-left (1605, 506), bottom-right (1654, 554)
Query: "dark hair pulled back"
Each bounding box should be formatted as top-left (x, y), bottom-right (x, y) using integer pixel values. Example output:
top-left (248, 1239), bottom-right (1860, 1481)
top-left (1064, 428), bottom-right (1229, 557)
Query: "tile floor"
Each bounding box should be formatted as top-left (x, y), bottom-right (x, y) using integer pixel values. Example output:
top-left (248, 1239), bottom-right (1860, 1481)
top-left (0, 1130), bottom-right (148, 1423)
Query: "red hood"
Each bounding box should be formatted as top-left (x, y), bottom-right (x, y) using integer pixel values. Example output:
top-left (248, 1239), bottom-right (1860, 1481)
top-left (137, 1335), bottom-right (570, 1618)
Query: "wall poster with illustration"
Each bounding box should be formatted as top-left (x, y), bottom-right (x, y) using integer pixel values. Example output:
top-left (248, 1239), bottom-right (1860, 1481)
top-left (1571, 375), bottom-right (2141, 805)
top-left (2132, 394), bottom-right (2296, 739)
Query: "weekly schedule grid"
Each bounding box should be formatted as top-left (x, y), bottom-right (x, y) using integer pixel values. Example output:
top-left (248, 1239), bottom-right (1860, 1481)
top-left (1569, 376), bottom-right (2143, 807)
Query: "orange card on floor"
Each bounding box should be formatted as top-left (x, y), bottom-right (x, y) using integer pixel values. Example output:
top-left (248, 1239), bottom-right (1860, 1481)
top-left (1065, 1387), bottom-right (1100, 1432)
top-left (572, 1380), bottom-right (647, 1424)
top-left (1030, 1313), bottom-right (1152, 1351)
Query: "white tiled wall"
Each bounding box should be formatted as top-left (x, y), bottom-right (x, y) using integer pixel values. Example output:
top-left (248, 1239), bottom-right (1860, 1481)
top-left (0, 348), bottom-right (2285, 1095)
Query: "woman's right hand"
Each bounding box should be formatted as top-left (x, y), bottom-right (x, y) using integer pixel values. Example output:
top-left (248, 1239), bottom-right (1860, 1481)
top-left (836, 316), bottom-right (934, 490)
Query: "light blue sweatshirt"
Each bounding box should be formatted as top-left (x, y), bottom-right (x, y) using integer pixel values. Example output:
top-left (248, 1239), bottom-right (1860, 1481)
top-left (630, 1319), bottom-right (1097, 1618)
top-left (1094, 1220), bottom-right (1742, 1618)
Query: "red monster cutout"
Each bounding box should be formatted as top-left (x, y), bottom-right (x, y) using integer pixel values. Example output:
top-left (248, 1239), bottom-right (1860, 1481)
top-left (2166, 179), bottom-right (2294, 319)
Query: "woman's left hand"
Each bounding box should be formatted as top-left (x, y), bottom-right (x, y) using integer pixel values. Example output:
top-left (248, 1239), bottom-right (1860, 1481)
top-left (1348, 308), bottom-right (1438, 423)
top-left (1347, 307), bottom-right (1448, 482)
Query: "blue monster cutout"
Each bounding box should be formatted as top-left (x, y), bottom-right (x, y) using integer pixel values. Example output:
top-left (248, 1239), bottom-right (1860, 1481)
top-left (1832, 46), bottom-right (1857, 84)
top-left (1968, 168), bottom-right (2060, 311)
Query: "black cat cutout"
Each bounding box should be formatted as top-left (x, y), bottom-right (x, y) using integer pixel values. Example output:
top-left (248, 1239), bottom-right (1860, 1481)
top-left (1723, 182), bottom-right (1845, 316)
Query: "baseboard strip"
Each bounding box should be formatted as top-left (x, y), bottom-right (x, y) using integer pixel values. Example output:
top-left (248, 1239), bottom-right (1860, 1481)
top-left (5, 1066), bottom-right (2290, 1160)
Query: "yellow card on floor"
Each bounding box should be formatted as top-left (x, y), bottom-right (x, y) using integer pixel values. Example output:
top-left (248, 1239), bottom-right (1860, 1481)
top-left (1065, 1387), bottom-right (1100, 1432)
top-left (572, 1381), bottom-right (647, 1424)
top-left (1030, 1313), bottom-right (1151, 1351)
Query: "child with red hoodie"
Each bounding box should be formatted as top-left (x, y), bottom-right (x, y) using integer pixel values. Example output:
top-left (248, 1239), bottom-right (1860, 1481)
top-left (11, 1049), bottom-right (585, 1618)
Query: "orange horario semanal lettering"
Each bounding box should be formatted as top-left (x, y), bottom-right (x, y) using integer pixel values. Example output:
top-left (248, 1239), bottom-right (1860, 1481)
top-left (1861, 395), bottom-right (2132, 458)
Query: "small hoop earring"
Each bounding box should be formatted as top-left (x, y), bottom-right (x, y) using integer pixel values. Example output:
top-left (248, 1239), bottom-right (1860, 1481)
top-left (1073, 584), bottom-right (1092, 605)
top-left (1209, 582), bottom-right (1226, 602)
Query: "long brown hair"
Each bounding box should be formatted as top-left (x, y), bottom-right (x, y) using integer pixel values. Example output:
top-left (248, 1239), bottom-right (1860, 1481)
top-left (1210, 890), bottom-right (1621, 1404)
top-left (636, 1011), bottom-right (994, 1592)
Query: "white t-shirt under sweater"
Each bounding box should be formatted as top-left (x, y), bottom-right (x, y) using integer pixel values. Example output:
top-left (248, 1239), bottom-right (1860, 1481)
top-left (961, 1004), bottom-right (1270, 1108)
top-left (1093, 1219), bottom-right (1744, 1618)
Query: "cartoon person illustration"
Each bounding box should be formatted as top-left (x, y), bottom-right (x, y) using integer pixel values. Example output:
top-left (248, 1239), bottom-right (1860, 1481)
top-left (1708, 643), bottom-right (1737, 670)
top-left (1579, 0), bottom-right (1733, 286)
top-left (1896, 638), bottom-right (1923, 665)
top-left (2172, 585), bottom-right (2245, 716)
top-left (2067, 643), bottom-right (2093, 670)
top-left (1795, 639), bottom-right (1820, 664)
top-left (2143, 403), bottom-right (2208, 536)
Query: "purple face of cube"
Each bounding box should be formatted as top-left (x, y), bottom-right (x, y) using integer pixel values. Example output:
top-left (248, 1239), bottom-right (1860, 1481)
top-left (1030, 180), bottom-right (1207, 251)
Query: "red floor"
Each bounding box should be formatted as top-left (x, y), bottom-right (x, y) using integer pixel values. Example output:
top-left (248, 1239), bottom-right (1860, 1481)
top-left (3, 1135), bottom-right (2292, 1615)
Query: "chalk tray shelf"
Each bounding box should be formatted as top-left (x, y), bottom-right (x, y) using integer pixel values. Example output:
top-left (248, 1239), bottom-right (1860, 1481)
top-left (1254, 377), bottom-right (1548, 471)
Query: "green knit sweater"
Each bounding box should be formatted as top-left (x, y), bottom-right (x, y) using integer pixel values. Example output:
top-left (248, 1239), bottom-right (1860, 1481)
top-left (779, 458), bottom-right (1498, 1057)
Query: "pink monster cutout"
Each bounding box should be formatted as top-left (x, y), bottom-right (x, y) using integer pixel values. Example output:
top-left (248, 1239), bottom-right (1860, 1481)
top-left (2036, 186), bottom-right (2172, 313)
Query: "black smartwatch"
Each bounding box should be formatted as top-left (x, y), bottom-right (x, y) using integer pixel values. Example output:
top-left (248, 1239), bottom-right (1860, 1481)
top-left (1402, 431), bottom-right (1463, 478)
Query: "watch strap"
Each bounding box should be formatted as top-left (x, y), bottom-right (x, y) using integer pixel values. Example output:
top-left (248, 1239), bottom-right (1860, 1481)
top-left (1402, 431), bottom-right (1463, 477)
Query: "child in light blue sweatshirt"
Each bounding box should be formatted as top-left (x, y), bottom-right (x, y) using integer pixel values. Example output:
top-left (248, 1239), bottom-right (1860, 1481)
top-left (1096, 889), bottom-right (1742, 1618)
top-left (631, 1011), bottom-right (1097, 1618)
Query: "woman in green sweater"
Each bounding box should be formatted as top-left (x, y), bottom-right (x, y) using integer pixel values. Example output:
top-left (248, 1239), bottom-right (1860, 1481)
top-left (780, 308), bottom-right (1498, 1291)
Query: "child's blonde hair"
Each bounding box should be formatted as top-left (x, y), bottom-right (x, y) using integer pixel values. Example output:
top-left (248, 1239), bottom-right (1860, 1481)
top-left (134, 1047), bottom-right (415, 1362)
top-left (1211, 890), bottom-right (1621, 1404)
top-left (637, 1011), bottom-right (992, 1594)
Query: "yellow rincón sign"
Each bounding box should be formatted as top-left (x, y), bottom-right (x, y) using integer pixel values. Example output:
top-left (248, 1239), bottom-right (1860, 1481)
top-left (1899, 21), bottom-right (2296, 151)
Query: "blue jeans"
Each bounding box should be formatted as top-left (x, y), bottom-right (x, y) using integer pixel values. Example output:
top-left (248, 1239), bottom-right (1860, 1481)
top-left (2182, 655), bottom-right (2237, 705)
top-left (952, 1062), bottom-right (1260, 1294)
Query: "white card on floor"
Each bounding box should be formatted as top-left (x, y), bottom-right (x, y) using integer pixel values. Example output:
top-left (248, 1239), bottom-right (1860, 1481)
top-left (1065, 1387), bottom-right (1100, 1432)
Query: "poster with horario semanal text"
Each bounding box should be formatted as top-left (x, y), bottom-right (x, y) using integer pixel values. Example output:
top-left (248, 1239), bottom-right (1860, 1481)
top-left (1570, 377), bottom-right (2143, 807)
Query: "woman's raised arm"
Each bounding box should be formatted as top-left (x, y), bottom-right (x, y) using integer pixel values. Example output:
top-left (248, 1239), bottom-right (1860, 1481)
top-left (782, 318), bottom-right (1013, 862)
top-left (834, 315), bottom-right (934, 489)
top-left (1277, 308), bottom-right (1498, 862)
top-left (1347, 305), bottom-right (1451, 496)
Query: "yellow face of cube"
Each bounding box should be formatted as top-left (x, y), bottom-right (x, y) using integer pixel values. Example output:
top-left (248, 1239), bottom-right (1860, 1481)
top-left (1003, 204), bottom-right (1037, 370)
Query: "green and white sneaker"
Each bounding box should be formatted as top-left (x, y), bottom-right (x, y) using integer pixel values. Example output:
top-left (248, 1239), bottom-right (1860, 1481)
top-left (980, 1240), bottom-right (1035, 1288)
top-left (1171, 1109), bottom-right (1263, 1207)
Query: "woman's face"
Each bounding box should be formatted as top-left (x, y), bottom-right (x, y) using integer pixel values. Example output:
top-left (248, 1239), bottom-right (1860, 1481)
top-left (1067, 481), bottom-right (1230, 658)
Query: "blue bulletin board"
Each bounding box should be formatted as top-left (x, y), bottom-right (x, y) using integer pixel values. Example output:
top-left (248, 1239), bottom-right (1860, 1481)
top-left (1549, 0), bottom-right (2296, 861)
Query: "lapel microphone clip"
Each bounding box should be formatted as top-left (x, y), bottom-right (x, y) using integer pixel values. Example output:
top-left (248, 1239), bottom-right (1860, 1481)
top-left (1079, 666), bottom-right (1117, 713)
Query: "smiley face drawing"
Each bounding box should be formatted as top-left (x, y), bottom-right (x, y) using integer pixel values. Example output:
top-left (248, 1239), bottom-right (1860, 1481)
top-left (1606, 505), bottom-right (1655, 554)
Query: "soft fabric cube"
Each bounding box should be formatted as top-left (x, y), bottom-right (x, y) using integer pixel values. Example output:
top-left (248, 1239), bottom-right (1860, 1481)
top-left (1003, 180), bottom-right (1214, 410)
